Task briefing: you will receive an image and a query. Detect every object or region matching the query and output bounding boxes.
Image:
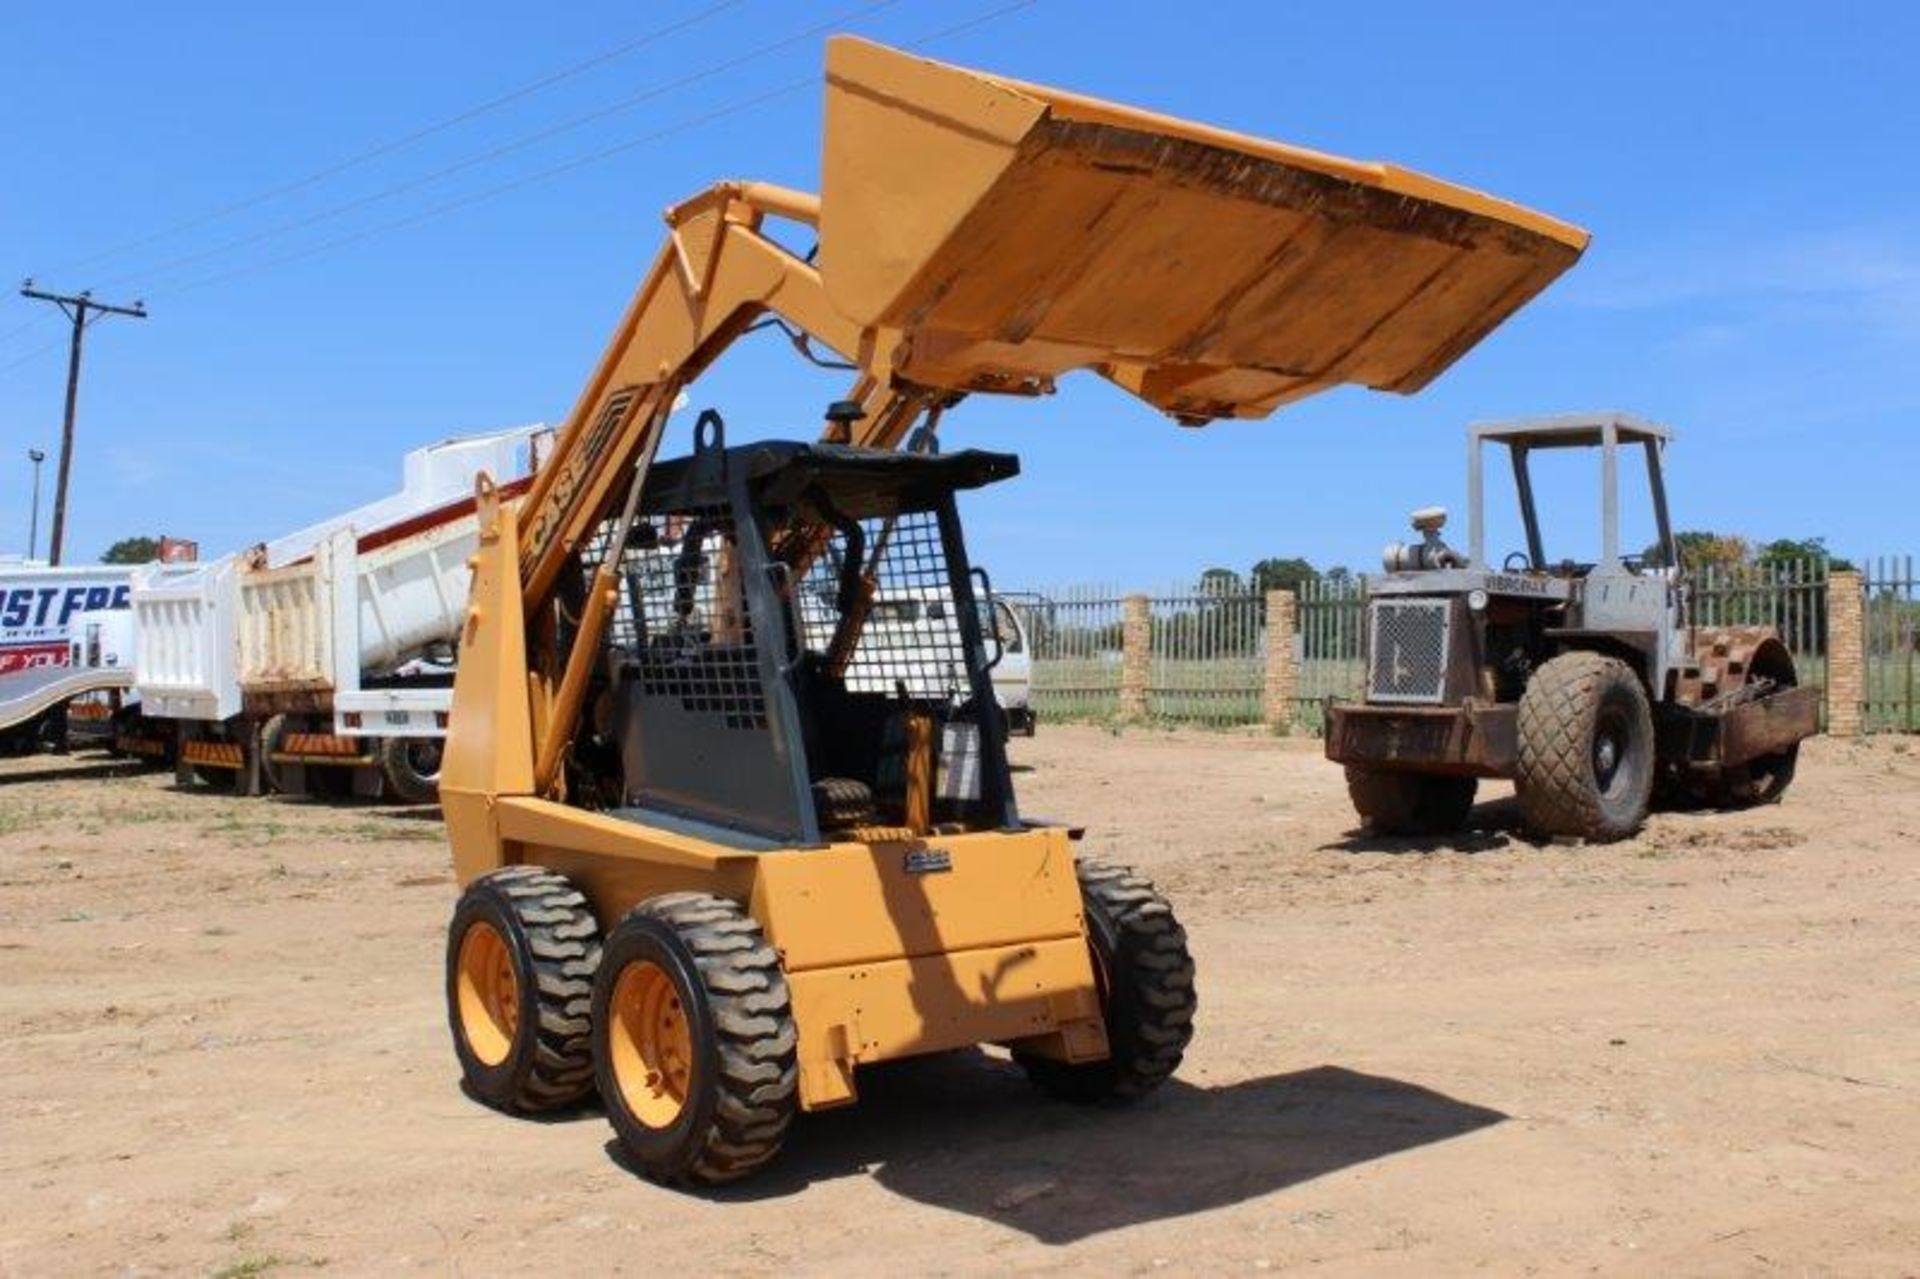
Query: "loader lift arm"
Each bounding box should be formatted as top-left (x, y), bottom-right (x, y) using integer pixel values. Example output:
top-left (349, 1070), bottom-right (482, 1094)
top-left (496, 35), bottom-right (1591, 797)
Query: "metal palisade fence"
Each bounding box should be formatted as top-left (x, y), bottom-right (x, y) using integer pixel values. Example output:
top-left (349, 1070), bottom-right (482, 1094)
top-left (1865, 555), bottom-right (1917, 732)
top-left (1000, 586), bottom-right (1125, 722)
top-left (1293, 574), bottom-right (1367, 732)
top-left (1145, 584), bottom-right (1266, 724)
top-left (1691, 559), bottom-right (1830, 727)
top-left (1008, 555), bottom-right (1918, 733)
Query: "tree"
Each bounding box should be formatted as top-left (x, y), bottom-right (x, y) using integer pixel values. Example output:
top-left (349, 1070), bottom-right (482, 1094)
top-left (1250, 556), bottom-right (1318, 595)
top-left (1643, 530), bottom-right (1750, 571)
top-left (1197, 566), bottom-right (1243, 598)
top-left (1756, 536), bottom-right (1854, 573)
top-left (101, 536), bottom-right (161, 564)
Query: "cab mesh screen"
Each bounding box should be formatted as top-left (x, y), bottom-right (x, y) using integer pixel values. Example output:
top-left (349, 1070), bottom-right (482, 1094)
top-left (585, 510), bottom-right (767, 731)
top-left (797, 509), bottom-right (970, 701)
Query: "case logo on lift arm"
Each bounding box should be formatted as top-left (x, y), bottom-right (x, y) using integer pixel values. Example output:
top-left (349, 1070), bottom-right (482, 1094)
top-left (520, 387), bottom-right (642, 581)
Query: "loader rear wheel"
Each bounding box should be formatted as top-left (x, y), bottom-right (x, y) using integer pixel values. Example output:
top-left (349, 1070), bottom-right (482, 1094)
top-left (380, 736), bottom-right (443, 804)
top-left (1345, 767), bottom-right (1478, 836)
top-left (1017, 860), bottom-right (1196, 1104)
top-left (447, 866), bottom-right (601, 1113)
top-left (593, 893), bottom-right (798, 1185)
top-left (1516, 651), bottom-right (1655, 842)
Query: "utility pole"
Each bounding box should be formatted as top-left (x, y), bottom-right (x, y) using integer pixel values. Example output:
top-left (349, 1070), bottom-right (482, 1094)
top-left (27, 447), bottom-right (46, 560)
top-left (18, 280), bottom-right (147, 565)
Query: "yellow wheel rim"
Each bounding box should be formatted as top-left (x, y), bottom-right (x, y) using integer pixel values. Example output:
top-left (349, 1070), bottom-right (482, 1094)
top-left (456, 920), bottom-right (519, 1067)
top-left (609, 960), bottom-right (695, 1128)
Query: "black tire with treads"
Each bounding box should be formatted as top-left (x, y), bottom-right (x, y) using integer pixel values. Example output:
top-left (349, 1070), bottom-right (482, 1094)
top-left (258, 714), bottom-right (293, 795)
top-left (810, 776), bottom-right (875, 826)
top-left (380, 735), bottom-right (443, 804)
top-left (447, 866), bottom-right (601, 1112)
top-left (1016, 859), bottom-right (1196, 1103)
top-left (1516, 651), bottom-right (1655, 842)
top-left (1345, 767), bottom-right (1478, 836)
top-left (593, 893), bottom-right (798, 1185)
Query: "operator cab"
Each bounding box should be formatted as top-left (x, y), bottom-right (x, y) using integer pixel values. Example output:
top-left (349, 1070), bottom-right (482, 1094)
top-left (1463, 412), bottom-right (1676, 579)
top-left (571, 411), bottom-right (1020, 847)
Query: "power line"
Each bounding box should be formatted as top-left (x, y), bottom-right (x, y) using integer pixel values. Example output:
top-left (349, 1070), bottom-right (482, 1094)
top-left (0, 311), bottom-right (50, 347)
top-left (92, 0), bottom-right (904, 293)
top-left (150, 0), bottom-right (1040, 302)
top-left (161, 81), bottom-right (817, 298)
top-left (0, 334), bottom-right (67, 378)
top-left (40, 0), bottom-right (748, 278)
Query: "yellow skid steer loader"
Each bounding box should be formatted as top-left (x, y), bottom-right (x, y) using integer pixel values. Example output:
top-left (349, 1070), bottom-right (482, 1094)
top-left (440, 36), bottom-right (1586, 1183)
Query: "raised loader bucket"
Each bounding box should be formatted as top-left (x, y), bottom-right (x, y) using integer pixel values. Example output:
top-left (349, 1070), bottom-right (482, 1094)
top-left (820, 38), bottom-right (1588, 422)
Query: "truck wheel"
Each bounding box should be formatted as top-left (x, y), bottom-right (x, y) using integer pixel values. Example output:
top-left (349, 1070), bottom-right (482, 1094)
top-left (1016, 860), bottom-right (1196, 1103)
top-left (1516, 651), bottom-right (1655, 842)
top-left (381, 736), bottom-right (443, 804)
top-left (447, 866), bottom-right (601, 1113)
top-left (593, 893), bottom-right (798, 1185)
top-left (1344, 767), bottom-right (1478, 836)
top-left (257, 714), bottom-right (294, 794)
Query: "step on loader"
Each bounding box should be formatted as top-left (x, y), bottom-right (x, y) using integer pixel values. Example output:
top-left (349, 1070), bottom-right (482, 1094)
top-left (439, 37), bottom-right (1586, 1182)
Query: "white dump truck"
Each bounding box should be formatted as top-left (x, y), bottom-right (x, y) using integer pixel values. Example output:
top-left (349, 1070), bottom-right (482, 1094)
top-left (130, 425), bottom-right (549, 799)
top-left (0, 562), bottom-right (140, 755)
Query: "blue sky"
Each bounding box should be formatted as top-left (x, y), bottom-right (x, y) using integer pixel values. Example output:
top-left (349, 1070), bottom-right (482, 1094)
top-left (2, 0), bottom-right (1915, 585)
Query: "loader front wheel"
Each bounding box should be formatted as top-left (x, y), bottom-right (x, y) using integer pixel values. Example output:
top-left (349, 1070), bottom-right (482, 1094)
top-left (1516, 651), bottom-right (1655, 842)
top-left (447, 866), bottom-right (601, 1113)
top-left (1017, 860), bottom-right (1196, 1104)
top-left (593, 893), bottom-right (798, 1185)
top-left (1345, 767), bottom-right (1478, 836)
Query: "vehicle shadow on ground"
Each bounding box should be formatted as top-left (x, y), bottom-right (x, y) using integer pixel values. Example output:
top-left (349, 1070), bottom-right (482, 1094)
top-left (616, 1055), bottom-right (1506, 1242)
top-left (1323, 795), bottom-right (1527, 855)
top-left (367, 804), bottom-right (444, 822)
top-left (0, 757), bottom-right (150, 787)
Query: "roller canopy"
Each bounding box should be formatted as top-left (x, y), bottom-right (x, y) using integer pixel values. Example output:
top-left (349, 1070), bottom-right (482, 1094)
top-left (820, 37), bottom-right (1588, 422)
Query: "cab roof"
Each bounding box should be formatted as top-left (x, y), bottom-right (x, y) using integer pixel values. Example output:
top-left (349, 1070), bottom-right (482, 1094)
top-left (1469, 411), bottom-right (1673, 450)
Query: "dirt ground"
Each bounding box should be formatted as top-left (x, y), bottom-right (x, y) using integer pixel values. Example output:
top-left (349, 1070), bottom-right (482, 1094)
top-left (2, 728), bottom-right (1917, 1277)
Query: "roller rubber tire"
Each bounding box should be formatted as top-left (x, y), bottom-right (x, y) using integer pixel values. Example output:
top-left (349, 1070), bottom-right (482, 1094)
top-left (1345, 767), bottom-right (1478, 836)
top-left (1516, 651), bottom-right (1655, 842)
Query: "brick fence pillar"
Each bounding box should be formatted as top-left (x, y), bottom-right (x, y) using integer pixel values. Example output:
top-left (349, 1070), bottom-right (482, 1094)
top-left (1826, 569), bottom-right (1865, 736)
top-left (1262, 588), bottom-right (1298, 730)
top-left (1119, 593), bottom-right (1151, 722)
